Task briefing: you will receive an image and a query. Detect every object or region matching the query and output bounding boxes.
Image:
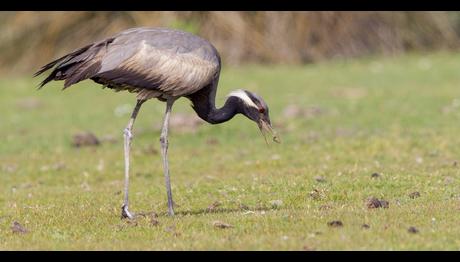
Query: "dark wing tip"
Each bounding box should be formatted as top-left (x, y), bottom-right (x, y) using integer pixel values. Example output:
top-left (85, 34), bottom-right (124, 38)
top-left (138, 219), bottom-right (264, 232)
top-left (33, 68), bottom-right (46, 78)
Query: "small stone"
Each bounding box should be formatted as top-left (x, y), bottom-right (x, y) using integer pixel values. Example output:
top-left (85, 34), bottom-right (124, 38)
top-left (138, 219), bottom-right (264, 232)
top-left (408, 226), bottom-right (419, 234)
top-left (361, 224), bottom-right (370, 229)
top-left (371, 173), bottom-right (381, 178)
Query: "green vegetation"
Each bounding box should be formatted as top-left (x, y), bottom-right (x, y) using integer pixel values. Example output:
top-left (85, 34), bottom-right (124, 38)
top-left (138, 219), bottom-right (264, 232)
top-left (0, 52), bottom-right (459, 250)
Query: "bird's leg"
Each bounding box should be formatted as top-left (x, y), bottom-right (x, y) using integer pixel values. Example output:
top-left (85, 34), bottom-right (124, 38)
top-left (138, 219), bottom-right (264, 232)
top-left (160, 98), bottom-right (176, 216)
top-left (121, 99), bottom-right (145, 219)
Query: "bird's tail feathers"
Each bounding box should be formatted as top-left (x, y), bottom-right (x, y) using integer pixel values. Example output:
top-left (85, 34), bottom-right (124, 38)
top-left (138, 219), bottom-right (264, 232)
top-left (33, 40), bottom-right (109, 89)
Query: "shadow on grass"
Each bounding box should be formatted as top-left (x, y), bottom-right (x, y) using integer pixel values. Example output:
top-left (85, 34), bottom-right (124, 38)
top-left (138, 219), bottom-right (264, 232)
top-left (134, 206), bottom-right (278, 218)
top-left (175, 206), bottom-right (276, 216)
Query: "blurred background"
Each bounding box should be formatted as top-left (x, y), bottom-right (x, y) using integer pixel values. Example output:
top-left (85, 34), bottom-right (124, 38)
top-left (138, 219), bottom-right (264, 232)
top-left (1, 11), bottom-right (460, 75)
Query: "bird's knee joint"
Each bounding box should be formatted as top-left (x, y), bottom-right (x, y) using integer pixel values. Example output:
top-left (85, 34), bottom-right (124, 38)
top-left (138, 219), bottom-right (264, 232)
top-left (124, 128), bottom-right (133, 140)
top-left (159, 136), bottom-right (168, 146)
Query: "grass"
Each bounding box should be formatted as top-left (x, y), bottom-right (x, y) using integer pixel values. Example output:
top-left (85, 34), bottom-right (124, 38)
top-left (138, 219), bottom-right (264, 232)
top-left (0, 52), bottom-right (460, 250)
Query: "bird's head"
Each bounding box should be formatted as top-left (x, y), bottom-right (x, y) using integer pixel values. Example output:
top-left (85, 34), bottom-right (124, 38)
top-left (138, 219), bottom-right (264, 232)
top-left (228, 90), bottom-right (280, 144)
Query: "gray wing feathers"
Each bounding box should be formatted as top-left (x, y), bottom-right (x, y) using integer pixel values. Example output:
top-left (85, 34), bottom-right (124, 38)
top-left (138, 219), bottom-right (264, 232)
top-left (96, 39), bottom-right (219, 97)
top-left (35, 28), bottom-right (221, 96)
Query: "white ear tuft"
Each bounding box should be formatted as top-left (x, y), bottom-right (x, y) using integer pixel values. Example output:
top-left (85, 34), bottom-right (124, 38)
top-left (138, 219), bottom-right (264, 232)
top-left (227, 89), bottom-right (258, 109)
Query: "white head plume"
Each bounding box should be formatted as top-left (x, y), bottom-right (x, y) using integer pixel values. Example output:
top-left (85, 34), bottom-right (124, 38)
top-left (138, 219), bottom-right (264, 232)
top-left (227, 89), bottom-right (258, 109)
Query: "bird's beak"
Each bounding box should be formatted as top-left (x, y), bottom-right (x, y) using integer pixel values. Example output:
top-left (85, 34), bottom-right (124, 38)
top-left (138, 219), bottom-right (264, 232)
top-left (259, 120), bottom-right (281, 144)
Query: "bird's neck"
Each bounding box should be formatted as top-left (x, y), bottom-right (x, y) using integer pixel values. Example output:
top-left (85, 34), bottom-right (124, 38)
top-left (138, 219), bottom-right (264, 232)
top-left (207, 96), bottom-right (241, 124)
top-left (188, 82), bottom-right (241, 124)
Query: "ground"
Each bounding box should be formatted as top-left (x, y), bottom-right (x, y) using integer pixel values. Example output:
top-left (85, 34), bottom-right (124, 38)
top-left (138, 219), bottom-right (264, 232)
top-left (0, 52), bottom-right (459, 250)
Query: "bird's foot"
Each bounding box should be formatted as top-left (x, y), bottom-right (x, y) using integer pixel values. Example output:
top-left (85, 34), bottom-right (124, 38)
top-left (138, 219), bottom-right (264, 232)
top-left (121, 204), bottom-right (135, 220)
top-left (167, 202), bottom-right (175, 216)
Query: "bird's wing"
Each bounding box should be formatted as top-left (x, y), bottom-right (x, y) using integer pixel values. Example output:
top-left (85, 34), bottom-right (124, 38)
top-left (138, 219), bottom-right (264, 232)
top-left (34, 38), bottom-right (115, 89)
top-left (94, 38), bottom-right (220, 97)
top-left (35, 28), bottom-right (221, 95)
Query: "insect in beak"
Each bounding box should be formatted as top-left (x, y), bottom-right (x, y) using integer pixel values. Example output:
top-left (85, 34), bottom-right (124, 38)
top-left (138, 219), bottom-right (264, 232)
top-left (258, 120), bottom-right (281, 144)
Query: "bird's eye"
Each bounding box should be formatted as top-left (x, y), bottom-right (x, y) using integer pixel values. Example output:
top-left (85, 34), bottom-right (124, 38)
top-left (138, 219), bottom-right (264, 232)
top-left (258, 108), bottom-right (265, 113)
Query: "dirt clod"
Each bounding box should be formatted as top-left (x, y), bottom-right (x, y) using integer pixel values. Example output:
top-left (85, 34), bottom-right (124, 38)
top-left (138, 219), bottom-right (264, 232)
top-left (366, 197), bottom-right (389, 209)
top-left (408, 226), bottom-right (419, 234)
top-left (72, 132), bottom-right (100, 147)
top-left (11, 221), bottom-right (28, 234)
top-left (409, 192), bottom-right (421, 199)
top-left (327, 220), bottom-right (343, 227)
top-left (213, 220), bottom-right (233, 229)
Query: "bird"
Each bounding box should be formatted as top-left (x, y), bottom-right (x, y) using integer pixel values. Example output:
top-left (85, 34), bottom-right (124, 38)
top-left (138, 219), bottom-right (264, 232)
top-left (34, 27), bottom-right (279, 218)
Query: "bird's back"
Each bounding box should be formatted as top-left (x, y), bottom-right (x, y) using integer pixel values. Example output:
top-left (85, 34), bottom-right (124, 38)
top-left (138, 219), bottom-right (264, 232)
top-left (114, 28), bottom-right (219, 62)
top-left (35, 27), bottom-right (222, 99)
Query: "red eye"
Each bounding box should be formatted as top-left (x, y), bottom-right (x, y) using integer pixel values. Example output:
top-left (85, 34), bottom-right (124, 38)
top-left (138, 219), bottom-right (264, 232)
top-left (259, 108), bottom-right (265, 113)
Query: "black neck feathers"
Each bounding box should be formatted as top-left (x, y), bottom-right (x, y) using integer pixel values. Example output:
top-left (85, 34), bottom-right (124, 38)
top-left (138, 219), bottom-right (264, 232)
top-left (188, 83), bottom-right (242, 125)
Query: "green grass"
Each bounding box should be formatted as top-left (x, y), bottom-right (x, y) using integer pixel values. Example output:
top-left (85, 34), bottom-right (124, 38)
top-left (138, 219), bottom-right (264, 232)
top-left (1, 52), bottom-right (460, 250)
